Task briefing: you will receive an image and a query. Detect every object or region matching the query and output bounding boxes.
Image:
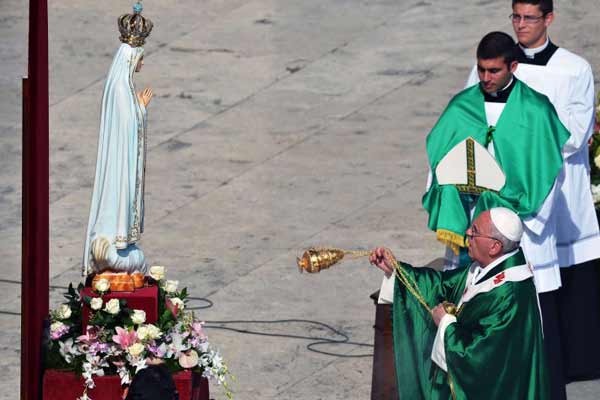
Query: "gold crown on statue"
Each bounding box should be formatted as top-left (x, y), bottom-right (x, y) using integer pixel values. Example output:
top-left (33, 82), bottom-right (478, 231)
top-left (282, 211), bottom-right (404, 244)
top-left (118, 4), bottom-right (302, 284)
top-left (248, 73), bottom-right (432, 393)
top-left (118, 2), bottom-right (153, 47)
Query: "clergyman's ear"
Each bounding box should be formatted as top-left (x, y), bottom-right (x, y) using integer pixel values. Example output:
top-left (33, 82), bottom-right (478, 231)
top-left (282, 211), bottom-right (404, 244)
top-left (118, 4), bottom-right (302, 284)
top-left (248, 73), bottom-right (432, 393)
top-left (490, 240), bottom-right (503, 258)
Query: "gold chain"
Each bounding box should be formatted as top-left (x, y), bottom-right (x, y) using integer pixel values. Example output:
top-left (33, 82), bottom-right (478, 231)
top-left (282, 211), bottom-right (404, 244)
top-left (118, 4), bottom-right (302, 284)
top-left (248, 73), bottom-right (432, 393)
top-left (340, 248), bottom-right (433, 314)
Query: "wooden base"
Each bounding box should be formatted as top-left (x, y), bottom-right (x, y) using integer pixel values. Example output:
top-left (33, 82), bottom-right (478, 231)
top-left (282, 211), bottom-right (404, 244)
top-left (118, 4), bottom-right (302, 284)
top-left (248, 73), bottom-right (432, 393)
top-left (370, 291), bottom-right (398, 400)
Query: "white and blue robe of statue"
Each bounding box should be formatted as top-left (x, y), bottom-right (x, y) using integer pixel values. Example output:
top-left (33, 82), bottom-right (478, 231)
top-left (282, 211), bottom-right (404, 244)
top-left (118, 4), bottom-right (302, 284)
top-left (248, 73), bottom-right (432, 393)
top-left (82, 43), bottom-right (148, 275)
top-left (466, 40), bottom-right (599, 293)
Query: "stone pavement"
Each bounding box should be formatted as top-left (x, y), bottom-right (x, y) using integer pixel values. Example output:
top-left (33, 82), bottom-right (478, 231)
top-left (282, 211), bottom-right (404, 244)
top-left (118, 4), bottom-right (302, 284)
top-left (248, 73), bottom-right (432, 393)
top-left (2, 0), bottom-right (600, 398)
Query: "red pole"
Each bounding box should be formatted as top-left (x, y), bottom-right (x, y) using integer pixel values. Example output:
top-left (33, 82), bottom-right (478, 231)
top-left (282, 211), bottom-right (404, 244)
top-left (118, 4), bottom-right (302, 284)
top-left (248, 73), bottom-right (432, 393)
top-left (21, 0), bottom-right (50, 398)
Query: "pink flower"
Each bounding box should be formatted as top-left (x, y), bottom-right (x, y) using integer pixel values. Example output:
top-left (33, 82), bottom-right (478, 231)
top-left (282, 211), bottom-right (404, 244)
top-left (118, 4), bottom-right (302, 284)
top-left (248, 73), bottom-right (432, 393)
top-left (50, 322), bottom-right (70, 340)
top-left (112, 327), bottom-right (137, 349)
top-left (165, 298), bottom-right (179, 318)
top-left (77, 326), bottom-right (101, 345)
top-left (191, 322), bottom-right (207, 341)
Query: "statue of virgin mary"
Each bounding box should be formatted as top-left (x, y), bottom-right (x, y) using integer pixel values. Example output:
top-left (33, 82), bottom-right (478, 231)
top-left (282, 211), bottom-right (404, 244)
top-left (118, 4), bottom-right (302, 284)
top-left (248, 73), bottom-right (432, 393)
top-left (83, 2), bottom-right (153, 276)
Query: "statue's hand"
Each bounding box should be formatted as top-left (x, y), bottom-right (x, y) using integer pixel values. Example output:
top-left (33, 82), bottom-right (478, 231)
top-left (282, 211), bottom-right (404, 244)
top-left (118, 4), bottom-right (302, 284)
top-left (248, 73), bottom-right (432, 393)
top-left (138, 87), bottom-right (153, 107)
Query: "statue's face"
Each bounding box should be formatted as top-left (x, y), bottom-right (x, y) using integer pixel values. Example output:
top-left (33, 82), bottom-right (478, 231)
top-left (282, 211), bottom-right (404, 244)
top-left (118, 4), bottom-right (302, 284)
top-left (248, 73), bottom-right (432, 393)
top-left (135, 56), bottom-right (144, 72)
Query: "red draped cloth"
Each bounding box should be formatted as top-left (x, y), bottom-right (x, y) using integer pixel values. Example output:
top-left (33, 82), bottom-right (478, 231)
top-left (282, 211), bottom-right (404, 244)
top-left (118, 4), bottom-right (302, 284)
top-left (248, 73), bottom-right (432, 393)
top-left (80, 286), bottom-right (159, 332)
top-left (43, 369), bottom-right (209, 400)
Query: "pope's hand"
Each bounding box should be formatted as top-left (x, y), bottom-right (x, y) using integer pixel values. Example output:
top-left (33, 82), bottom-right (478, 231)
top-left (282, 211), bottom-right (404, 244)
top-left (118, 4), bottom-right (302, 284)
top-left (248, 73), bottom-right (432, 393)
top-left (432, 304), bottom-right (447, 327)
top-left (369, 247), bottom-right (394, 276)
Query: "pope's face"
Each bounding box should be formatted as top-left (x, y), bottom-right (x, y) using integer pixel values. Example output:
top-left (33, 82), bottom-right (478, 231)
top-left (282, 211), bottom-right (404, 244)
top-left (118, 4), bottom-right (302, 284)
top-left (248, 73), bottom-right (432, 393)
top-left (477, 57), bottom-right (517, 94)
top-left (466, 211), bottom-right (502, 266)
top-left (512, 3), bottom-right (553, 48)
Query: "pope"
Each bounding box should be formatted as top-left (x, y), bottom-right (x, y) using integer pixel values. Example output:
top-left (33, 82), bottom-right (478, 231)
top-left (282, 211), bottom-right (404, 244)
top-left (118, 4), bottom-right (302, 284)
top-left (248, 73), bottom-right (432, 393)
top-left (371, 207), bottom-right (549, 399)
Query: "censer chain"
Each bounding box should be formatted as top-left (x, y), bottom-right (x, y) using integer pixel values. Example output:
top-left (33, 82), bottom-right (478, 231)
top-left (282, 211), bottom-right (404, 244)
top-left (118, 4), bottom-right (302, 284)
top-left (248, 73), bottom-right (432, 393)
top-left (329, 248), bottom-right (433, 314)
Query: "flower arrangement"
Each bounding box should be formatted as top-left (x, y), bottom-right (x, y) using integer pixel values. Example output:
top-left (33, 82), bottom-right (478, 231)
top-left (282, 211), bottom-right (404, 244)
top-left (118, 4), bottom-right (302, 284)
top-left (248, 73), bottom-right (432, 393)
top-left (589, 92), bottom-right (600, 208)
top-left (46, 266), bottom-right (232, 400)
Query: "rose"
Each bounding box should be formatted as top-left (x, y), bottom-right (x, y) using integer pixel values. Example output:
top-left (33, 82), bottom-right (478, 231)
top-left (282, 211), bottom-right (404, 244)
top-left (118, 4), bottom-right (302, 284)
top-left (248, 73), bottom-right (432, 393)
top-left (145, 324), bottom-right (161, 339)
top-left (163, 280), bottom-right (179, 294)
top-left (50, 321), bottom-right (69, 340)
top-left (595, 154), bottom-right (600, 170)
top-left (90, 297), bottom-right (103, 311)
top-left (56, 304), bottom-right (72, 320)
top-left (94, 278), bottom-right (110, 293)
top-left (136, 324), bottom-right (161, 341)
top-left (131, 309), bottom-right (146, 325)
top-left (136, 326), bottom-right (150, 341)
top-left (149, 266), bottom-right (165, 281)
top-left (104, 298), bottom-right (120, 315)
top-left (128, 343), bottom-right (145, 357)
top-left (170, 297), bottom-right (185, 311)
top-left (592, 184), bottom-right (600, 204)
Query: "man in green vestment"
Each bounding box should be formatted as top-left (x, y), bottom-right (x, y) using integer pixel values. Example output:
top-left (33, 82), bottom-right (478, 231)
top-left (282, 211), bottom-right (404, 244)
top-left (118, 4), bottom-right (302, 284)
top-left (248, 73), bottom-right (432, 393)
top-left (371, 207), bottom-right (549, 399)
top-left (422, 32), bottom-right (569, 258)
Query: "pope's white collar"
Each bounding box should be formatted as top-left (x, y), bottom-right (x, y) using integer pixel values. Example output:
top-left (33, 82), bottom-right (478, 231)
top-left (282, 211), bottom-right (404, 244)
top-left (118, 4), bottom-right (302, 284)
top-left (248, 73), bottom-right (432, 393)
top-left (470, 248), bottom-right (520, 283)
top-left (519, 37), bottom-right (550, 59)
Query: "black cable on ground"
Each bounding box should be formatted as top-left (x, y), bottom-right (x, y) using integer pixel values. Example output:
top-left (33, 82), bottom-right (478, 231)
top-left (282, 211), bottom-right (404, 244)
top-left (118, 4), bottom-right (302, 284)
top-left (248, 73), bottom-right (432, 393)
top-left (203, 319), bottom-right (374, 358)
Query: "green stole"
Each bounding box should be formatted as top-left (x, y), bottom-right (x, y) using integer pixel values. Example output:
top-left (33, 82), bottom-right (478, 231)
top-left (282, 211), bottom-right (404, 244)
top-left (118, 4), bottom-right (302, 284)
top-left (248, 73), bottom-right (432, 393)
top-left (392, 249), bottom-right (549, 400)
top-left (423, 80), bottom-right (570, 252)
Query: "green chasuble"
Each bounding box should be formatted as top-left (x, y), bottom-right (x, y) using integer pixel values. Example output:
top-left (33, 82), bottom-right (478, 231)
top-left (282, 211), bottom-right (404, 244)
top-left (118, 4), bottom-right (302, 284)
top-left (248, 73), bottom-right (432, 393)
top-left (392, 249), bottom-right (549, 399)
top-left (423, 80), bottom-right (570, 251)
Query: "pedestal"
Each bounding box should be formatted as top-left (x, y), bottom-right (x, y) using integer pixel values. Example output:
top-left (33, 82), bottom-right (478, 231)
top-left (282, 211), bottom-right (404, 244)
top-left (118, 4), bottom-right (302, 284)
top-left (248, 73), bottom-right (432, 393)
top-left (370, 291), bottom-right (398, 400)
top-left (43, 369), bottom-right (209, 400)
top-left (80, 285), bottom-right (159, 332)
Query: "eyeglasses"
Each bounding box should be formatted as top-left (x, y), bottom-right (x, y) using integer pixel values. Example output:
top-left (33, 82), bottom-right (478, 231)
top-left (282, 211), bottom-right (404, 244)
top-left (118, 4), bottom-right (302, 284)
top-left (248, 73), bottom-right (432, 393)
top-left (465, 231), bottom-right (500, 242)
top-left (509, 13), bottom-right (546, 24)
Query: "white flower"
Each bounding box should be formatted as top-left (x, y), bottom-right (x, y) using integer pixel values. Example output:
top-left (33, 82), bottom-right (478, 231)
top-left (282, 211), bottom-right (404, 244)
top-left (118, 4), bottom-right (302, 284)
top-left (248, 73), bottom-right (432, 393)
top-left (136, 325), bottom-right (150, 341)
top-left (146, 324), bottom-right (162, 339)
top-left (170, 297), bottom-right (185, 310)
top-left (131, 309), bottom-right (146, 325)
top-left (163, 280), bottom-right (179, 294)
top-left (104, 298), bottom-right (120, 315)
top-left (56, 304), bottom-right (72, 320)
top-left (128, 343), bottom-right (145, 357)
top-left (592, 184), bottom-right (600, 204)
top-left (90, 297), bottom-right (103, 311)
top-left (130, 356), bottom-right (148, 373)
top-left (166, 332), bottom-right (189, 358)
top-left (94, 278), bottom-right (110, 293)
top-left (59, 338), bottom-right (79, 363)
top-left (149, 265), bottom-right (165, 281)
top-left (117, 365), bottom-right (131, 386)
top-left (50, 321), bottom-right (66, 334)
top-left (595, 154), bottom-right (600, 170)
top-left (137, 324), bottom-right (161, 341)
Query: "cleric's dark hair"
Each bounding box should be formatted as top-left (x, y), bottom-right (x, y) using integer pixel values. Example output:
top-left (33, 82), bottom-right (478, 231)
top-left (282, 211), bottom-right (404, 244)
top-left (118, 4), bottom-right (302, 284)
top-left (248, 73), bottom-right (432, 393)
top-left (477, 32), bottom-right (518, 66)
top-left (512, 0), bottom-right (553, 15)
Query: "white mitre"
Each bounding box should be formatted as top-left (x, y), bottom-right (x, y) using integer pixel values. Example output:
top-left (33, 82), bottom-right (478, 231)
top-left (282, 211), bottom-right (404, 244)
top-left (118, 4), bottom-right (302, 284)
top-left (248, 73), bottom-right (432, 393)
top-left (490, 207), bottom-right (523, 242)
top-left (435, 137), bottom-right (505, 192)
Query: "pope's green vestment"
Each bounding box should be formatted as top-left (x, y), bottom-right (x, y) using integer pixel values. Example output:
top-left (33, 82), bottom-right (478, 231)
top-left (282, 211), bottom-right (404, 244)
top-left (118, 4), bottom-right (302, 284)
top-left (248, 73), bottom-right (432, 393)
top-left (423, 80), bottom-right (570, 251)
top-left (392, 249), bottom-right (549, 399)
